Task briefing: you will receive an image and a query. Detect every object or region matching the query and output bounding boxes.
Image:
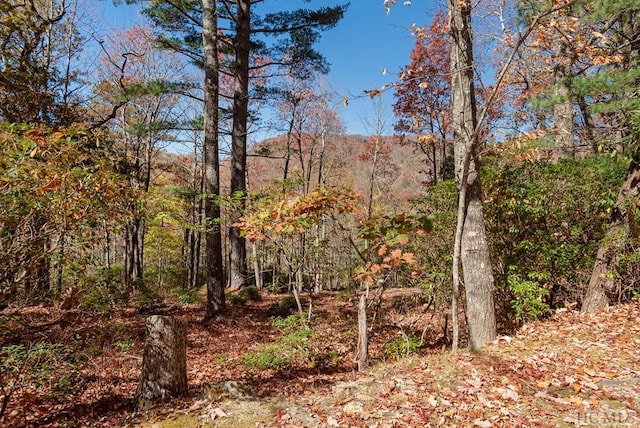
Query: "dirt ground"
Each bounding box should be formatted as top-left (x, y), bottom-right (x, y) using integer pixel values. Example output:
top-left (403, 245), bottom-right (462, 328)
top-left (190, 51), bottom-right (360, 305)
top-left (1, 290), bottom-right (639, 427)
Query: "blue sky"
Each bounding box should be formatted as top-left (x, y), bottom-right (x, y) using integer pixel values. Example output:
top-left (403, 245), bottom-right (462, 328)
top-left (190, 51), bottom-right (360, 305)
top-left (311, 0), bottom-right (441, 135)
top-left (91, 0), bottom-right (442, 137)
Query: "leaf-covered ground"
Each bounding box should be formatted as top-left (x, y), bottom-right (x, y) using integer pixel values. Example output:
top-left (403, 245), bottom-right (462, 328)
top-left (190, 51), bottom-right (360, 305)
top-left (1, 291), bottom-right (639, 427)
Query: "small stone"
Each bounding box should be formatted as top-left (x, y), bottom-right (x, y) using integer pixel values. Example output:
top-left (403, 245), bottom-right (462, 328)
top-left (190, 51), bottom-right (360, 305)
top-left (342, 401), bottom-right (364, 416)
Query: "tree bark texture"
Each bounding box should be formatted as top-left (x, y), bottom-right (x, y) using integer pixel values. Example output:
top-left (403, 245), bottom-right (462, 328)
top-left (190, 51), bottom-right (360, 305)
top-left (123, 217), bottom-right (144, 286)
top-left (449, 0), bottom-right (496, 351)
top-left (136, 316), bottom-right (187, 410)
top-left (552, 19), bottom-right (575, 157)
top-left (228, 0), bottom-right (251, 290)
top-left (461, 184), bottom-right (497, 350)
top-left (202, 0), bottom-right (225, 317)
top-left (356, 294), bottom-right (368, 371)
top-left (583, 147), bottom-right (640, 313)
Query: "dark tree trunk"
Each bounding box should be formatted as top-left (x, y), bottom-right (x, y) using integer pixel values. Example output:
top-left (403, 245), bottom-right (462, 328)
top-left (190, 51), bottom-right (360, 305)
top-left (136, 316), bottom-right (187, 410)
top-left (186, 156), bottom-right (204, 291)
top-left (283, 110), bottom-right (295, 184)
top-left (202, 0), bottom-right (225, 318)
top-left (28, 252), bottom-right (50, 297)
top-left (228, 0), bottom-right (251, 291)
top-left (123, 217), bottom-right (144, 287)
top-left (449, 0), bottom-right (496, 351)
top-left (432, 142), bottom-right (438, 184)
top-left (24, 215), bottom-right (51, 298)
top-left (577, 96), bottom-right (595, 150)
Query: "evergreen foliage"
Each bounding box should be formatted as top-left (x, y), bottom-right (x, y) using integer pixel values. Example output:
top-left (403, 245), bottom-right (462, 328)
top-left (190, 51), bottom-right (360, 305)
top-left (411, 151), bottom-right (627, 324)
top-left (484, 154), bottom-right (627, 310)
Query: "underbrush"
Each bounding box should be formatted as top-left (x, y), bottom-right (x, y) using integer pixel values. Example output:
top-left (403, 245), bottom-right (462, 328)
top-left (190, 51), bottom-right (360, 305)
top-left (383, 333), bottom-right (422, 361)
top-left (228, 285), bottom-right (261, 306)
top-left (244, 314), bottom-right (312, 370)
top-left (0, 342), bottom-right (81, 420)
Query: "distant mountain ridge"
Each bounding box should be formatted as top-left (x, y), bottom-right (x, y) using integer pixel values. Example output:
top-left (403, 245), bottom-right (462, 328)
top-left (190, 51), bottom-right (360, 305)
top-left (245, 134), bottom-right (426, 203)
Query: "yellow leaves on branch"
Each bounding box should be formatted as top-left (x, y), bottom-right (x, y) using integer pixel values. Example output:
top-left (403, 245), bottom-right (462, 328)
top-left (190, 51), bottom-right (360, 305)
top-left (236, 186), bottom-right (360, 242)
top-left (589, 50), bottom-right (625, 66)
top-left (547, 16), bottom-right (579, 33)
top-left (529, 7), bottom-right (628, 68)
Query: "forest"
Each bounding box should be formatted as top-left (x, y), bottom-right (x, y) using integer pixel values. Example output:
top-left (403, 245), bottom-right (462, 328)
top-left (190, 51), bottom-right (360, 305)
top-left (1, 0), bottom-right (639, 426)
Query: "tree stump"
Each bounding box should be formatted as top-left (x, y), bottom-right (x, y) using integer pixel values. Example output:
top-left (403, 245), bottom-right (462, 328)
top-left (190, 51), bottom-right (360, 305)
top-left (135, 315), bottom-right (187, 411)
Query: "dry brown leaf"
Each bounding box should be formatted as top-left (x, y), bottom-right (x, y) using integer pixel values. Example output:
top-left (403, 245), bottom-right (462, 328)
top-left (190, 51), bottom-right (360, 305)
top-left (537, 379), bottom-right (551, 388)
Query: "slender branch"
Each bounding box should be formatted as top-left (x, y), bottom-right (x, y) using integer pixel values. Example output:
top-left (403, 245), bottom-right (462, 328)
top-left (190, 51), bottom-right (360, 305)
top-left (162, 0), bottom-right (203, 27)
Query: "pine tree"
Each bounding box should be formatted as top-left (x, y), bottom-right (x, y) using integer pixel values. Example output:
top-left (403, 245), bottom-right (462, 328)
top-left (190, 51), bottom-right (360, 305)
top-left (130, 0), bottom-right (347, 303)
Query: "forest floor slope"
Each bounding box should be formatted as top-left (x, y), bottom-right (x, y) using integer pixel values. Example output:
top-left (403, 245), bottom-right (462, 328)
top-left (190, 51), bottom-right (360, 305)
top-left (1, 291), bottom-right (639, 427)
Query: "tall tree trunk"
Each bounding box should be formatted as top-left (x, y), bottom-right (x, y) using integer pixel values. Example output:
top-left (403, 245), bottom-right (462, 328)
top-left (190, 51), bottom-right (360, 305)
top-left (27, 225), bottom-right (51, 298)
top-left (136, 217), bottom-right (145, 280)
top-left (202, 0), bottom-right (225, 318)
top-left (296, 133), bottom-right (307, 191)
top-left (551, 11), bottom-right (575, 157)
top-left (252, 241), bottom-right (262, 289)
top-left (577, 96), bottom-right (595, 150)
top-left (317, 132), bottom-right (326, 186)
top-left (431, 142), bottom-right (438, 184)
top-left (55, 234), bottom-right (65, 293)
top-left (449, 0), bottom-right (496, 352)
top-left (366, 136), bottom-right (380, 219)
top-left (103, 220), bottom-right (111, 268)
top-left (583, 147), bottom-right (640, 312)
top-left (228, 0), bottom-right (251, 290)
top-left (283, 106), bottom-right (296, 184)
top-left (123, 217), bottom-right (144, 287)
top-left (193, 166), bottom-right (204, 289)
top-left (186, 145), bottom-right (201, 290)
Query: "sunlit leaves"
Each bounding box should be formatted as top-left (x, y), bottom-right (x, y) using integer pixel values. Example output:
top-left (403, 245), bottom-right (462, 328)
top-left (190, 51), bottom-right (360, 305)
top-left (355, 213), bottom-right (432, 286)
top-left (236, 186), bottom-right (359, 242)
top-left (0, 123), bottom-right (134, 288)
top-left (393, 11), bottom-right (450, 139)
top-left (0, 0), bottom-right (83, 125)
